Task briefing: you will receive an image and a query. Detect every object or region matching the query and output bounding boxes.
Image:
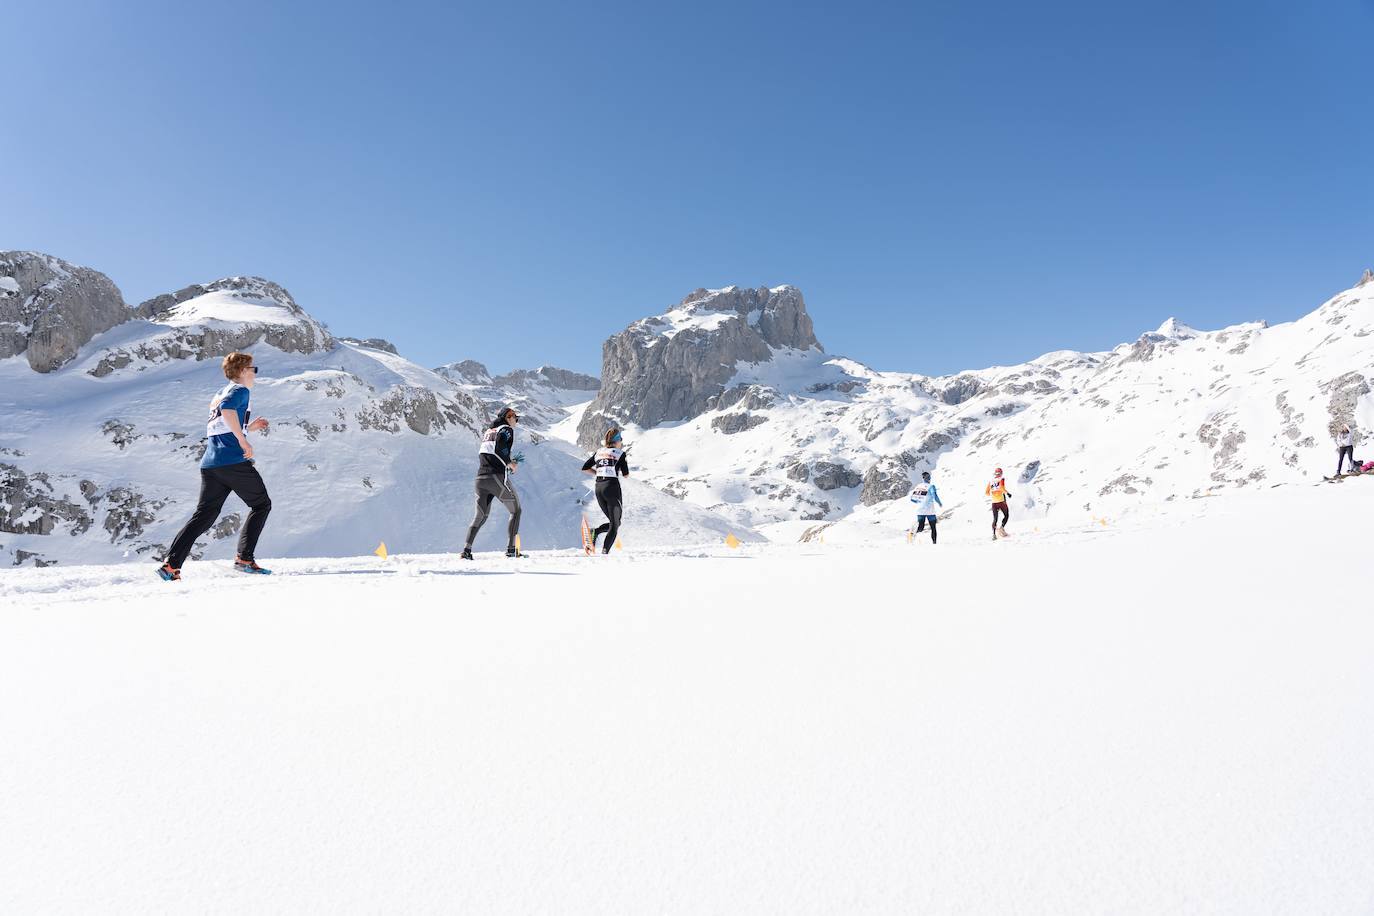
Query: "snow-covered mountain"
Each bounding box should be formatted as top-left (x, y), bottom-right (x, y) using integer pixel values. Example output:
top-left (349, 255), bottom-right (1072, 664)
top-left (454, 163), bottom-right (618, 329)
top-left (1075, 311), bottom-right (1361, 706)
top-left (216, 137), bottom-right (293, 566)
top-left (5, 250), bottom-right (1371, 567)
top-left (0, 253), bottom-right (756, 568)
top-left (574, 278), bottom-right (1374, 541)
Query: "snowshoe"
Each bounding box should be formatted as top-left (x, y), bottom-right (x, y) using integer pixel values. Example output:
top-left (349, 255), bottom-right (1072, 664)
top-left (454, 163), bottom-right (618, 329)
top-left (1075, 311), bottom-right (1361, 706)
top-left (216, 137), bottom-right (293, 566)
top-left (156, 563), bottom-right (181, 582)
top-left (506, 546), bottom-right (523, 558)
top-left (234, 558), bottom-right (272, 575)
top-left (997, 526), bottom-right (1009, 539)
top-left (460, 547), bottom-right (474, 560)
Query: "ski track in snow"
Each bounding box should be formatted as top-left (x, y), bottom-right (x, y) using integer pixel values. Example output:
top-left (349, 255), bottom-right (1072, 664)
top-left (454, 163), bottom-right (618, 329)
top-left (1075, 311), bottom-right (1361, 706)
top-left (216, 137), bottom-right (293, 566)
top-left (2, 484), bottom-right (1372, 913)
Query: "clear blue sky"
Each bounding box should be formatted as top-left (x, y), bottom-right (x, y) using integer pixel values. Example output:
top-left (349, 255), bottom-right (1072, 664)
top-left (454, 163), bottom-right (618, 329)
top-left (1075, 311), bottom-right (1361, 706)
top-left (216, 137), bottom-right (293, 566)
top-left (4, 0), bottom-right (1372, 376)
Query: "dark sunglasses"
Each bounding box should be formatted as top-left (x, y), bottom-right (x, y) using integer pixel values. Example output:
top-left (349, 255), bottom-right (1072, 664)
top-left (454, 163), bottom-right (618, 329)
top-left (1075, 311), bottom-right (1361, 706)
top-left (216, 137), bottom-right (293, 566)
top-left (247, 366), bottom-right (259, 374)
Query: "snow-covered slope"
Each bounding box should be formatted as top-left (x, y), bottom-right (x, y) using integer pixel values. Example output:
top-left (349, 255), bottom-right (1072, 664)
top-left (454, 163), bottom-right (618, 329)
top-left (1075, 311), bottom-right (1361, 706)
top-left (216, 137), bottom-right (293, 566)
top-left (584, 275), bottom-right (1374, 540)
top-left (0, 259), bottom-right (757, 568)
top-left (4, 483), bottom-right (1371, 913)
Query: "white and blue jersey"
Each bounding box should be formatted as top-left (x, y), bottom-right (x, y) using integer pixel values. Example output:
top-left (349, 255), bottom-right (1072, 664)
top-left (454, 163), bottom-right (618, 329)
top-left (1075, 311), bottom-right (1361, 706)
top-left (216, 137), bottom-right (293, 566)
top-left (202, 383), bottom-right (251, 469)
top-left (909, 481), bottom-right (942, 517)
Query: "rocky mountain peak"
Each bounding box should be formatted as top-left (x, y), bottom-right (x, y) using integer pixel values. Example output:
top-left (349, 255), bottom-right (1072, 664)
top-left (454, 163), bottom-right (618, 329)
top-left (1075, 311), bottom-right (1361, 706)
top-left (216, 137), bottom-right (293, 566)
top-left (493, 366), bottom-right (600, 391)
top-left (137, 276), bottom-right (333, 356)
top-left (1153, 317), bottom-right (1200, 340)
top-left (0, 251), bottom-right (133, 373)
top-left (1359, 268), bottom-right (1373, 287)
top-left (577, 284), bottom-right (821, 447)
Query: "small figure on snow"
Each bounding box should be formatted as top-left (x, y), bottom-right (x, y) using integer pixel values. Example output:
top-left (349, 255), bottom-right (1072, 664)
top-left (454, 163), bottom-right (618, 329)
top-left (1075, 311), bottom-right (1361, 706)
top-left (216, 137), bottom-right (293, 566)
top-left (1335, 424), bottom-right (1357, 476)
top-left (909, 471), bottom-right (943, 544)
top-left (582, 426), bottom-right (631, 554)
top-left (985, 467), bottom-right (1012, 541)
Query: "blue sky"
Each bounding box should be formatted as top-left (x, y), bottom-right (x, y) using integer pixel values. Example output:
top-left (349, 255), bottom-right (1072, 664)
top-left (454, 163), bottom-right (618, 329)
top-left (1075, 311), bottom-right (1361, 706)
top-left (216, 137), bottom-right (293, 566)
top-left (4, 0), bottom-right (1371, 376)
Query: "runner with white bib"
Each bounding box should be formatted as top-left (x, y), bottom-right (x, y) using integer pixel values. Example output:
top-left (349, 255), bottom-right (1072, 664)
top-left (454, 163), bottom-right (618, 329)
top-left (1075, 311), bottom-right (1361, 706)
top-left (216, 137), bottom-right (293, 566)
top-left (909, 471), bottom-right (943, 544)
top-left (158, 351), bottom-right (273, 580)
top-left (581, 427), bottom-right (630, 554)
top-left (462, 406), bottom-right (523, 559)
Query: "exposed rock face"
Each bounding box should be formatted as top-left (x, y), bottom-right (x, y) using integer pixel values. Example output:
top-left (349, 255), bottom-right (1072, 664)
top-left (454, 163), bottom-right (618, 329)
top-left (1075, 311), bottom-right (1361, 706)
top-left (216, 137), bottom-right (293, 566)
top-left (859, 456), bottom-right (912, 505)
top-left (0, 464), bottom-right (96, 536)
top-left (494, 366), bottom-right (600, 391)
top-left (578, 285), bottom-right (820, 447)
top-left (811, 462), bottom-right (863, 491)
top-left (340, 337), bottom-right (399, 354)
top-left (434, 360), bottom-right (494, 385)
top-left (711, 412), bottom-right (769, 435)
top-left (1322, 371), bottom-right (1370, 433)
top-left (0, 251), bottom-right (132, 373)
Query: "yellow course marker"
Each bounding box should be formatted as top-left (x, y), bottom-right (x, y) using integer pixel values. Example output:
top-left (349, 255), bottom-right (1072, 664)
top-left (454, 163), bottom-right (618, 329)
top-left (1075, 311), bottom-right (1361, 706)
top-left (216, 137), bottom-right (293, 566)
top-left (724, 532), bottom-right (742, 549)
top-left (374, 541), bottom-right (388, 559)
top-left (615, 538), bottom-right (624, 550)
top-left (515, 534), bottom-right (522, 554)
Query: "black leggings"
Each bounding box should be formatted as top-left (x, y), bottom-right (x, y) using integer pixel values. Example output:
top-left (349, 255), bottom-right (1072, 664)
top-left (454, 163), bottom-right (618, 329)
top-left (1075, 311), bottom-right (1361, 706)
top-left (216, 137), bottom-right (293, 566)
top-left (1337, 445), bottom-right (1355, 475)
top-left (593, 477), bottom-right (623, 554)
top-left (466, 475), bottom-right (521, 549)
top-left (916, 516), bottom-right (937, 544)
top-left (992, 501), bottom-right (1009, 531)
top-left (165, 462), bottom-right (272, 568)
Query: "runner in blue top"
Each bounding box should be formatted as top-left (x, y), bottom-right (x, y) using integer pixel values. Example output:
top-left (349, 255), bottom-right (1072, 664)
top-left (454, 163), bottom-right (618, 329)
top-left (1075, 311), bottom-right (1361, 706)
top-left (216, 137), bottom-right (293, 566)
top-left (909, 471), bottom-right (943, 544)
top-left (158, 351), bottom-right (274, 580)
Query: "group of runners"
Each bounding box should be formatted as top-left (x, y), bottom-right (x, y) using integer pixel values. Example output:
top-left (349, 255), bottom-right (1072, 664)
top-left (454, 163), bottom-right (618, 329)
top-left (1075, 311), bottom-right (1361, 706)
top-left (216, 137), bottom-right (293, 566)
top-left (153, 350), bottom-right (1358, 580)
top-left (155, 352), bottom-right (631, 580)
top-left (907, 468), bottom-right (1013, 544)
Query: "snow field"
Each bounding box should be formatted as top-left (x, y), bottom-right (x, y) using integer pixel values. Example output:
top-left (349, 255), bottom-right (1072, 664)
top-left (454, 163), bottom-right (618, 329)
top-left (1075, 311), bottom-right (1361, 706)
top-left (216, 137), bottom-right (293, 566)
top-left (1, 484), bottom-right (1371, 913)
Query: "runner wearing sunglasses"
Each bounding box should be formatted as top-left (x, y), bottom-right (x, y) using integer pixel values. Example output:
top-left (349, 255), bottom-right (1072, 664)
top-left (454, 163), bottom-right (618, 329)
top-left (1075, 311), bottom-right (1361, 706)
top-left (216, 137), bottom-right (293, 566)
top-left (158, 351), bottom-right (273, 579)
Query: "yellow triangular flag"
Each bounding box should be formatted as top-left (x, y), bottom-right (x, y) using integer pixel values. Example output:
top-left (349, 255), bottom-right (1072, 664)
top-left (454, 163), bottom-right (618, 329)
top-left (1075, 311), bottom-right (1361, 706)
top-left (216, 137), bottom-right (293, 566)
top-left (374, 541), bottom-right (388, 559)
top-left (615, 538), bottom-right (623, 550)
top-left (724, 532), bottom-right (741, 549)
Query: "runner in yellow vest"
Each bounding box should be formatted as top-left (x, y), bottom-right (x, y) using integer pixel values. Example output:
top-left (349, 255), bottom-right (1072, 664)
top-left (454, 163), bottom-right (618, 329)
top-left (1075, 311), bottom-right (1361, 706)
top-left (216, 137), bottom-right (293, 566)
top-left (985, 467), bottom-right (1012, 540)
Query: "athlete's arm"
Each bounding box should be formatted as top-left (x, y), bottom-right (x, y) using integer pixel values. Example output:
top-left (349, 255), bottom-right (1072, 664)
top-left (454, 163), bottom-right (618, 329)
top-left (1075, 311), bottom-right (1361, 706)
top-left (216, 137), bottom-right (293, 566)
top-left (221, 408), bottom-right (253, 461)
top-left (617, 453), bottom-right (630, 477)
top-left (247, 417), bottom-right (269, 432)
top-left (498, 427), bottom-right (516, 468)
top-left (582, 455), bottom-right (596, 475)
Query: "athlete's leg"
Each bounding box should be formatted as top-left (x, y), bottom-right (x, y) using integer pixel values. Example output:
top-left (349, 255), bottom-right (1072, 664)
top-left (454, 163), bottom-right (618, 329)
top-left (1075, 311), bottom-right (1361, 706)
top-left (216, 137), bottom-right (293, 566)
top-left (465, 479), bottom-right (497, 548)
top-left (164, 469), bottom-right (233, 569)
top-left (223, 463), bottom-right (272, 561)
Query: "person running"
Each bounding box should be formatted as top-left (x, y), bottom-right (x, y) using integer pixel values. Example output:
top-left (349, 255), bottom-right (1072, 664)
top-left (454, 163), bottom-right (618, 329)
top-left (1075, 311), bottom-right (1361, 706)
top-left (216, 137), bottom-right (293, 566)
top-left (158, 352), bottom-right (273, 580)
top-left (1335, 424), bottom-right (1356, 475)
top-left (985, 467), bottom-right (1012, 541)
top-left (461, 406), bottom-right (523, 559)
top-left (582, 426), bottom-right (630, 554)
top-left (908, 471), bottom-right (943, 544)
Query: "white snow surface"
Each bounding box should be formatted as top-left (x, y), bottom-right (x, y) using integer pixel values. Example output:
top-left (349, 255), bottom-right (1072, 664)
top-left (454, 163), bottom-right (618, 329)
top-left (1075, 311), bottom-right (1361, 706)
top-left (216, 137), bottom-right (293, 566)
top-left (1, 484), bottom-right (1371, 913)
top-left (157, 290), bottom-right (305, 327)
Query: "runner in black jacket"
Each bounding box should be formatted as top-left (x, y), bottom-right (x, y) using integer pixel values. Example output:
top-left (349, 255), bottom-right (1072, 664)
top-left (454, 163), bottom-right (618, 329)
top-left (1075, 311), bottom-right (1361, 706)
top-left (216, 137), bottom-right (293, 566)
top-left (582, 426), bottom-right (630, 554)
top-left (462, 406), bottom-right (522, 558)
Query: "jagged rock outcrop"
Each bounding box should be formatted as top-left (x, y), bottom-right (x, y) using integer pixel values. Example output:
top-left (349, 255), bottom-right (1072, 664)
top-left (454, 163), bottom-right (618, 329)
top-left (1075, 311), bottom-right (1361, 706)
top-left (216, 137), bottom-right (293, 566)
top-left (494, 366), bottom-right (600, 391)
top-left (578, 285), bottom-right (820, 447)
top-left (859, 456), bottom-right (913, 506)
top-left (340, 337), bottom-right (399, 354)
top-left (1, 251), bottom-right (132, 373)
top-left (434, 360), bottom-right (494, 385)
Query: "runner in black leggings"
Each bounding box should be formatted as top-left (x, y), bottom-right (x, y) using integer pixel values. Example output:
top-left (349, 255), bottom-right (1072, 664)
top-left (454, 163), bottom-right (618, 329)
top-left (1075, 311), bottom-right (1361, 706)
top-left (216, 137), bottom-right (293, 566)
top-left (582, 427), bottom-right (630, 554)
